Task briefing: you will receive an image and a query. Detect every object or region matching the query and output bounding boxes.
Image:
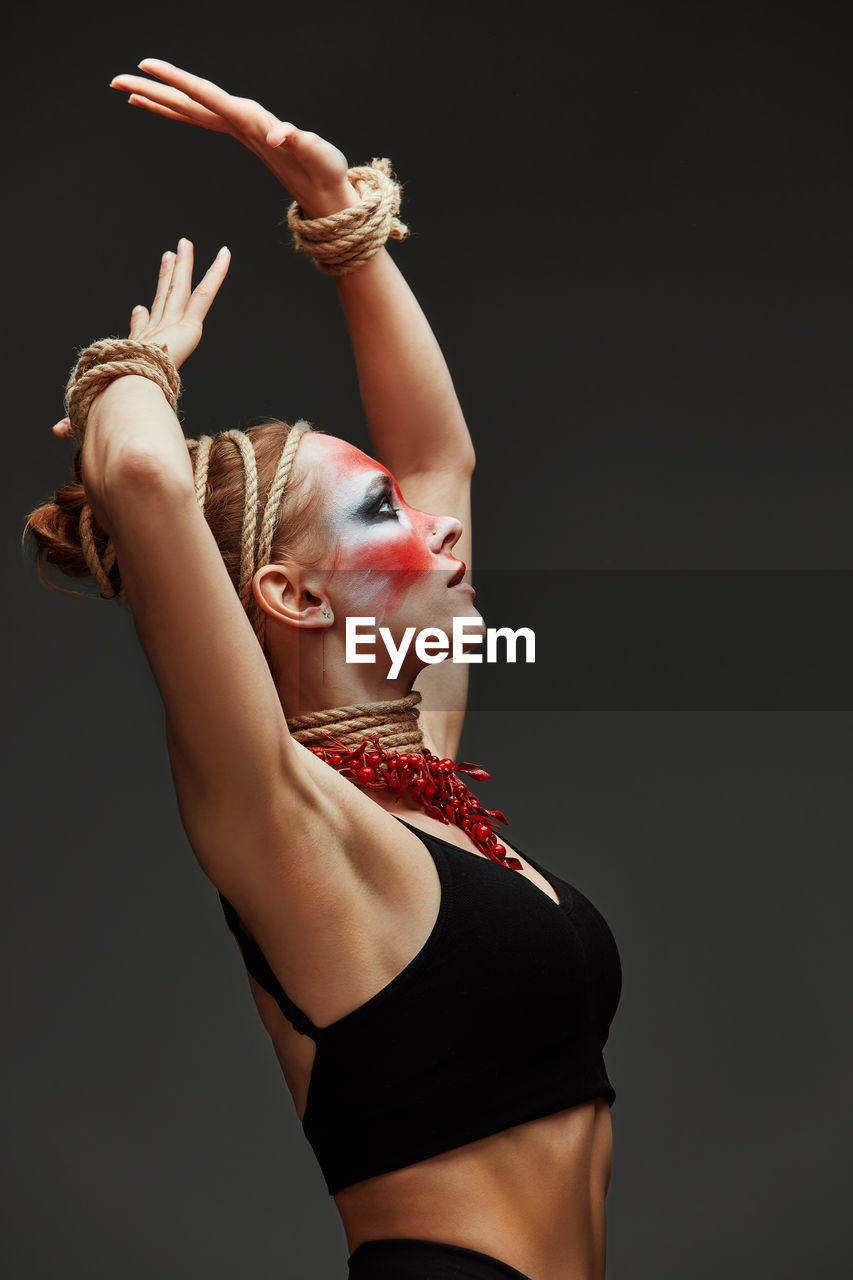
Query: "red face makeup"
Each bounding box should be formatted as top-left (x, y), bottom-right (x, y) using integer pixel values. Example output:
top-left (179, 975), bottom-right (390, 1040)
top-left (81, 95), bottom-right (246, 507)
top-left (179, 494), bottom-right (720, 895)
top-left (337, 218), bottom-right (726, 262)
top-left (296, 434), bottom-right (475, 643)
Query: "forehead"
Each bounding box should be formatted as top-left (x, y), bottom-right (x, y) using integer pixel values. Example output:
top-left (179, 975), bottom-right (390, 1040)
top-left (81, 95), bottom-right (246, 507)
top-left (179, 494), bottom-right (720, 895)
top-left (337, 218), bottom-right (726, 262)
top-left (295, 432), bottom-right (387, 486)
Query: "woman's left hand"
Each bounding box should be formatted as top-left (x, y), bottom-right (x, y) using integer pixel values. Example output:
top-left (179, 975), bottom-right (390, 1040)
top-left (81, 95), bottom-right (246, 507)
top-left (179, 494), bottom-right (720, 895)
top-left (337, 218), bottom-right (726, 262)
top-left (109, 59), bottom-right (357, 219)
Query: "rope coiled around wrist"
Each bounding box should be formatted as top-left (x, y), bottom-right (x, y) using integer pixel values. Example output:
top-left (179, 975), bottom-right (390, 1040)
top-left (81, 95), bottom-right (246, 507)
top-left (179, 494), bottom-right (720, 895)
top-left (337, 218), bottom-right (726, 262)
top-left (287, 158), bottom-right (410, 276)
top-left (65, 337), bottom-right (181, 446)
top-left (63, 338), bottom-right (183, 598)
top-left (62, 338), bottom-right (309, 632)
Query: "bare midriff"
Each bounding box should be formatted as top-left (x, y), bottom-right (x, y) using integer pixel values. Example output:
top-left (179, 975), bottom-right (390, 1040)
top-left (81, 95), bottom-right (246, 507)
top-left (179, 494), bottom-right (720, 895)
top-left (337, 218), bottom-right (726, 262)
top-left (241, 803), bottom-right (613, 1280)
top-left (334, 1098), bottom-right (612, 1280)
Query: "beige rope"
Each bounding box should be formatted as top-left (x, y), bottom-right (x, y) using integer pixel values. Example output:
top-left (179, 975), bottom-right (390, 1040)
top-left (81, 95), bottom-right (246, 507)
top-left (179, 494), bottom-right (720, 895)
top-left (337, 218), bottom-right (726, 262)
top-left (64, 338), bottom-right (182, 599)
top-left (287, 158), bottom-right (409, 276)
top-left (63, 339), bottom-right (309, 622)
top-left (65, 338), bottom-right (180, 444)
top-left (189, 421), bottom-right (310, 647)
top-left (287, 691), bottom-right (425, 754)
top-left (78, 504), bottom-right (117, 597)
top-left (215, 430), bottom-right (260, 613)
top-left (188, 434), bottom-right (214, 508)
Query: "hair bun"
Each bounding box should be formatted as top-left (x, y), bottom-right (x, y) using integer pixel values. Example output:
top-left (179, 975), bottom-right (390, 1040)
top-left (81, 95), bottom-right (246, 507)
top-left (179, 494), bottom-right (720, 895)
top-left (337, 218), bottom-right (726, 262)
top-left (22, 467), bottom-right (119, 599)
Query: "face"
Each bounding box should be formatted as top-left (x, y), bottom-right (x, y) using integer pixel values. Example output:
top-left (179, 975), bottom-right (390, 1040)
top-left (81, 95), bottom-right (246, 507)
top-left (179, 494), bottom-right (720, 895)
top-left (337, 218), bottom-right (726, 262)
top-left (294, 433), bottom-right (480, 660)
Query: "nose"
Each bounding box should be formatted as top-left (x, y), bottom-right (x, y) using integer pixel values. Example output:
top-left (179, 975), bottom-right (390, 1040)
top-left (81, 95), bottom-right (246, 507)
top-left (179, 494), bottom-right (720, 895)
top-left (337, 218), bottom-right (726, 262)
top-left (428, 514), bottom-right (463, 555)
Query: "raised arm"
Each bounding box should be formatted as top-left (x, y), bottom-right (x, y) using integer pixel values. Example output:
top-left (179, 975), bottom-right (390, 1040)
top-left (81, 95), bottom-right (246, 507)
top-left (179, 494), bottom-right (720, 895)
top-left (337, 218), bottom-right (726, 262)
top-left (49, 245), bottom-right (336, 907)
top-left (109, 60), bottom-right (476, 754)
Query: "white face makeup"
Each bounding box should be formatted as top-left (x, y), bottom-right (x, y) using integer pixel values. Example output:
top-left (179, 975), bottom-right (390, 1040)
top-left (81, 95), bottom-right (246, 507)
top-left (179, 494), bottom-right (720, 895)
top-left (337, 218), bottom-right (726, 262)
top-left (294, 433), bottom-right (480, 659)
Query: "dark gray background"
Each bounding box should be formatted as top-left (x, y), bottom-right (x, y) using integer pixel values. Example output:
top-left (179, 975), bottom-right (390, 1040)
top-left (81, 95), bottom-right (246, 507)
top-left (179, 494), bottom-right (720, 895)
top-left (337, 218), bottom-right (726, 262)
top-left (4, 1), bottom-right (851, 1276)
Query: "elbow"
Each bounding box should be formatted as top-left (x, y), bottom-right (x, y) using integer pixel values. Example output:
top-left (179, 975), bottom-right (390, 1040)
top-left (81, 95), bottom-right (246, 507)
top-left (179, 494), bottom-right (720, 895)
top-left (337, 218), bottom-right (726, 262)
top-left (105, 445), bottom-right (195, 501)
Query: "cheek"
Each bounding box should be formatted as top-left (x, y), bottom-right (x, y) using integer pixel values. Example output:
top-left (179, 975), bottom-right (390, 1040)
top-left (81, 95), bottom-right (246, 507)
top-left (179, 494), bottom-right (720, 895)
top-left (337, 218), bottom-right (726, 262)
top-left (332, 526), bottom-right (437, 612)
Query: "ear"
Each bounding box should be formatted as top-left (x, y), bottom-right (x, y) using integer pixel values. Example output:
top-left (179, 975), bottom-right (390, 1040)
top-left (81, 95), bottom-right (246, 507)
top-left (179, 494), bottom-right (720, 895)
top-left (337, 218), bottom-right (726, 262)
top-left (252, 563), bottom-right (333, 629)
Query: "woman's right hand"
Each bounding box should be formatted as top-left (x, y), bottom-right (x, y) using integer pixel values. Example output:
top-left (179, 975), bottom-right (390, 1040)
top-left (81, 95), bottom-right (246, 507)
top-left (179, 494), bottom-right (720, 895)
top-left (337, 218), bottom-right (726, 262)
top-left (53, 239), bottom-right (230, 440)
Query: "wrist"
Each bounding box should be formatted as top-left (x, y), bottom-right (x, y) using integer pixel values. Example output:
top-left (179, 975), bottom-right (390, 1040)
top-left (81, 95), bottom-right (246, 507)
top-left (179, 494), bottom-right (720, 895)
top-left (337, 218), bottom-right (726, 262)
top-left (298, 178), bottom-right (360, 220)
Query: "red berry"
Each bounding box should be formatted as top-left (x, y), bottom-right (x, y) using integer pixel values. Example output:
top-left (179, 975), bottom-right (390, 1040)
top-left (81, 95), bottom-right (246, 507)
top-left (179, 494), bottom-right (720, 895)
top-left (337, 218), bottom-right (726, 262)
top-left (366, 751), bottom-right (383, 768)
top-left (329, 753), bottom-right (343, 767)
top-left (475, 824), bottom-right (491, 842)
top-left (357, 766), bottom-right (376, 784)
top-left (494, 843), bottom-right (506, 857)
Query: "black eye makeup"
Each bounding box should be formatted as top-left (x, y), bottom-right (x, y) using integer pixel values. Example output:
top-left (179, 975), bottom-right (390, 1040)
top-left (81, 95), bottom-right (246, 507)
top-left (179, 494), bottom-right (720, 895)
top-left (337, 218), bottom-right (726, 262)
top-left (358, 474), bottom-right (401, 522)
top-left (375, 493), bottom-right (400, 518)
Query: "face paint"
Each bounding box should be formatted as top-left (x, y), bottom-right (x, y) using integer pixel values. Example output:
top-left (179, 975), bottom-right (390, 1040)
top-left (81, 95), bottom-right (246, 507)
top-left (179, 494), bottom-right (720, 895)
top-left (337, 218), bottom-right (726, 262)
top-left (299, 435), bottom-right (462, 621)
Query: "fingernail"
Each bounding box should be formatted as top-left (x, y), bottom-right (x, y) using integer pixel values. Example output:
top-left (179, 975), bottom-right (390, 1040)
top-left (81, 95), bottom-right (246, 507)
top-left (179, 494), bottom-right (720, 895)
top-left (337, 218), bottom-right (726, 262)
top-left (217, 246), bottom-right (229, 258)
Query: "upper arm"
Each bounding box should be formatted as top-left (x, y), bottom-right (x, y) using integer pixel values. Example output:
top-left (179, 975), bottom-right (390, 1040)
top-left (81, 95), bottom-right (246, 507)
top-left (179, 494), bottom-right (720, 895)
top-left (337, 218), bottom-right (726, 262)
top-left (105, 451), bottom-right (316, 895)
top-left (396, 463), bottom-right (474, 759)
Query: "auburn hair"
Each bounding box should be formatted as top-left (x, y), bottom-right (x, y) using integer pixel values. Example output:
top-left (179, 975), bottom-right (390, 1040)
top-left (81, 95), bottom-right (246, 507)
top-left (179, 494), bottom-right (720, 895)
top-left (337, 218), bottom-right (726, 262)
top-left (23, 418), bottom-right (321, 654)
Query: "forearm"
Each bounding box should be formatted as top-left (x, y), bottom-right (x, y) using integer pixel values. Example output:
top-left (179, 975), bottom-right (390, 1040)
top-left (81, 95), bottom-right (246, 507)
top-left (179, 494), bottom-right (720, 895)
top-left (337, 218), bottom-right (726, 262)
top-left (334, 246), bottom-right (475, 479)
top-left (82, 376), bottom-right (194, 528)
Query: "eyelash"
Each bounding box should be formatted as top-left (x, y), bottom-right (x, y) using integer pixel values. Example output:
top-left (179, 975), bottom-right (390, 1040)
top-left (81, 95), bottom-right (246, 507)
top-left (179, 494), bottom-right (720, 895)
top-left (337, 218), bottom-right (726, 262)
top-left (375, 493), bottom-right (401, 519)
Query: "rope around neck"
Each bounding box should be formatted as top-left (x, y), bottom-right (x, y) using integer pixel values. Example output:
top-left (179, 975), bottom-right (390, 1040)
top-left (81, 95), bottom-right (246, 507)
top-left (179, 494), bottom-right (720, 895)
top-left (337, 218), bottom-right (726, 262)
top-left (287, 691), bottom-right (425, 754)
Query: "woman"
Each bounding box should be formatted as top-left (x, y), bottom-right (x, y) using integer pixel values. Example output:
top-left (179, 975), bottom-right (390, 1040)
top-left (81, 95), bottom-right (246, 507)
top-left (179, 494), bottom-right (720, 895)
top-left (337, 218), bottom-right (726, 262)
top-left (26, 59), bottom-right (621, 1280)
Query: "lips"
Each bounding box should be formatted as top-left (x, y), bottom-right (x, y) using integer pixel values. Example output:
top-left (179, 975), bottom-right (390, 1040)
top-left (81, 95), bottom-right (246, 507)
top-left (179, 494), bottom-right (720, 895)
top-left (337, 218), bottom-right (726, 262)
top-left (446, 562), bottom-right (467, 587)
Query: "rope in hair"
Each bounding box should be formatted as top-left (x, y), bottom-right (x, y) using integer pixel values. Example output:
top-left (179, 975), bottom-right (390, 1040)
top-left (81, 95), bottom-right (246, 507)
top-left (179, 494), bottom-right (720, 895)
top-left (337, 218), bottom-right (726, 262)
top-left (287, 691), bottom-right (425, 754)
top-left (78, 504), bottom-right (118, 597)
top-left (217, 430), bottom-right (260, 612)
top-left (287, 158), bottom-right (409, 276)
top-left (62, 339), bottom-right (310, 621)
top-left (188, 421), bottom-right (310, 647)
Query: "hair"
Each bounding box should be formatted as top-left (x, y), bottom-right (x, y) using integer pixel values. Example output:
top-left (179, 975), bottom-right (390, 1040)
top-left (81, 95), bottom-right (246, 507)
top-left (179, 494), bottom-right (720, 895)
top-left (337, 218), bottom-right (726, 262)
top-left (22, 418), bottom-right (323, 663)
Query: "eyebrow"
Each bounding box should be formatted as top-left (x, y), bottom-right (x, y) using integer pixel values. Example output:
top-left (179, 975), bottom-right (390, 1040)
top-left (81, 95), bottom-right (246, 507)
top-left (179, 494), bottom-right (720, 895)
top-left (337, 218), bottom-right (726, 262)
top-left (363, 472), bottom-right (393, 499)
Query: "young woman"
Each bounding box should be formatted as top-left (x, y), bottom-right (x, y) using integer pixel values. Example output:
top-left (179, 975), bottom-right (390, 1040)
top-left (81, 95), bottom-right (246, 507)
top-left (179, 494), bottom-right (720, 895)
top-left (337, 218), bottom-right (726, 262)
top-left (27, 59), bottom-right (621, 1280)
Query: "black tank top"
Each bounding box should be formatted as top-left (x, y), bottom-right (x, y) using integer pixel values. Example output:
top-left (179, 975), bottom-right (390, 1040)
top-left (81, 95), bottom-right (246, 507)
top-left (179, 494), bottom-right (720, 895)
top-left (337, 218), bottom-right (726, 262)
top-left (218, 818), bottom-right (622, 1195)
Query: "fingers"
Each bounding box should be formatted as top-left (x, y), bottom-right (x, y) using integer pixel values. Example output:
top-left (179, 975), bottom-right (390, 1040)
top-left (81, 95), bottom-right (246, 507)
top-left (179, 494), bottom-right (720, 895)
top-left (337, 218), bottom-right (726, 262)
top-left (160, 238), bottom-right (194, 324)
top-left (149, 249), bottom-right (176, 326)
top-left (111, 74), bottom-right (230, 133)
top-left (127, 93), bottom-right (228, 132)
top-left (133, 58), bottom-right (252, 130)
top-left (129, 304), bottom-right (150, 338)
top-left (52, 417), bottom-right (73, 439)
top-left (183, 246), bottom-right (232, 327)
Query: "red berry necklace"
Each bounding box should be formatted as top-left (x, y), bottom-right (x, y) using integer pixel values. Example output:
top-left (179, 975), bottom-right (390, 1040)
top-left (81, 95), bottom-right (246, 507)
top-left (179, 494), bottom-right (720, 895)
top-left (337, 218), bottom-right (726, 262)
top-left (308, 736), bottom-right (523, 870)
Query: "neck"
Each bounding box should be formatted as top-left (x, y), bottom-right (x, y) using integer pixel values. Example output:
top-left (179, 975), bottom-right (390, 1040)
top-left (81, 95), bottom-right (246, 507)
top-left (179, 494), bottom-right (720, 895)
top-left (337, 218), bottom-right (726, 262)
top-left (273, 626), bottom-right (417, 720)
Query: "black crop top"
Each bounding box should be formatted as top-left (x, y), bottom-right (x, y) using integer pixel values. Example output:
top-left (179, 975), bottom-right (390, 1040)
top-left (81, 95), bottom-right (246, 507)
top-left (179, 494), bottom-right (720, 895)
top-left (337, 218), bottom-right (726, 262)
top-left (218, 819), bottom-right (622, 1195)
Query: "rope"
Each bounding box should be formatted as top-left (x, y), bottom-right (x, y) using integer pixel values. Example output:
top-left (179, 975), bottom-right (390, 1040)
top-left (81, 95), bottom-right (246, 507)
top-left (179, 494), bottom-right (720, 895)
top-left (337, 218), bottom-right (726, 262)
top-left (287, 691), bottom-right (425, 754)
top-left (65, 338), bottom-right (180, 444)
top-left (188, 421), bottom-right (310, 647)
top-left (64, 338), bottom-right (182, 599)
top-left (287, 158), bottom-right (409, 276)
top-left (63, 338), bottom-right (309, 623)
